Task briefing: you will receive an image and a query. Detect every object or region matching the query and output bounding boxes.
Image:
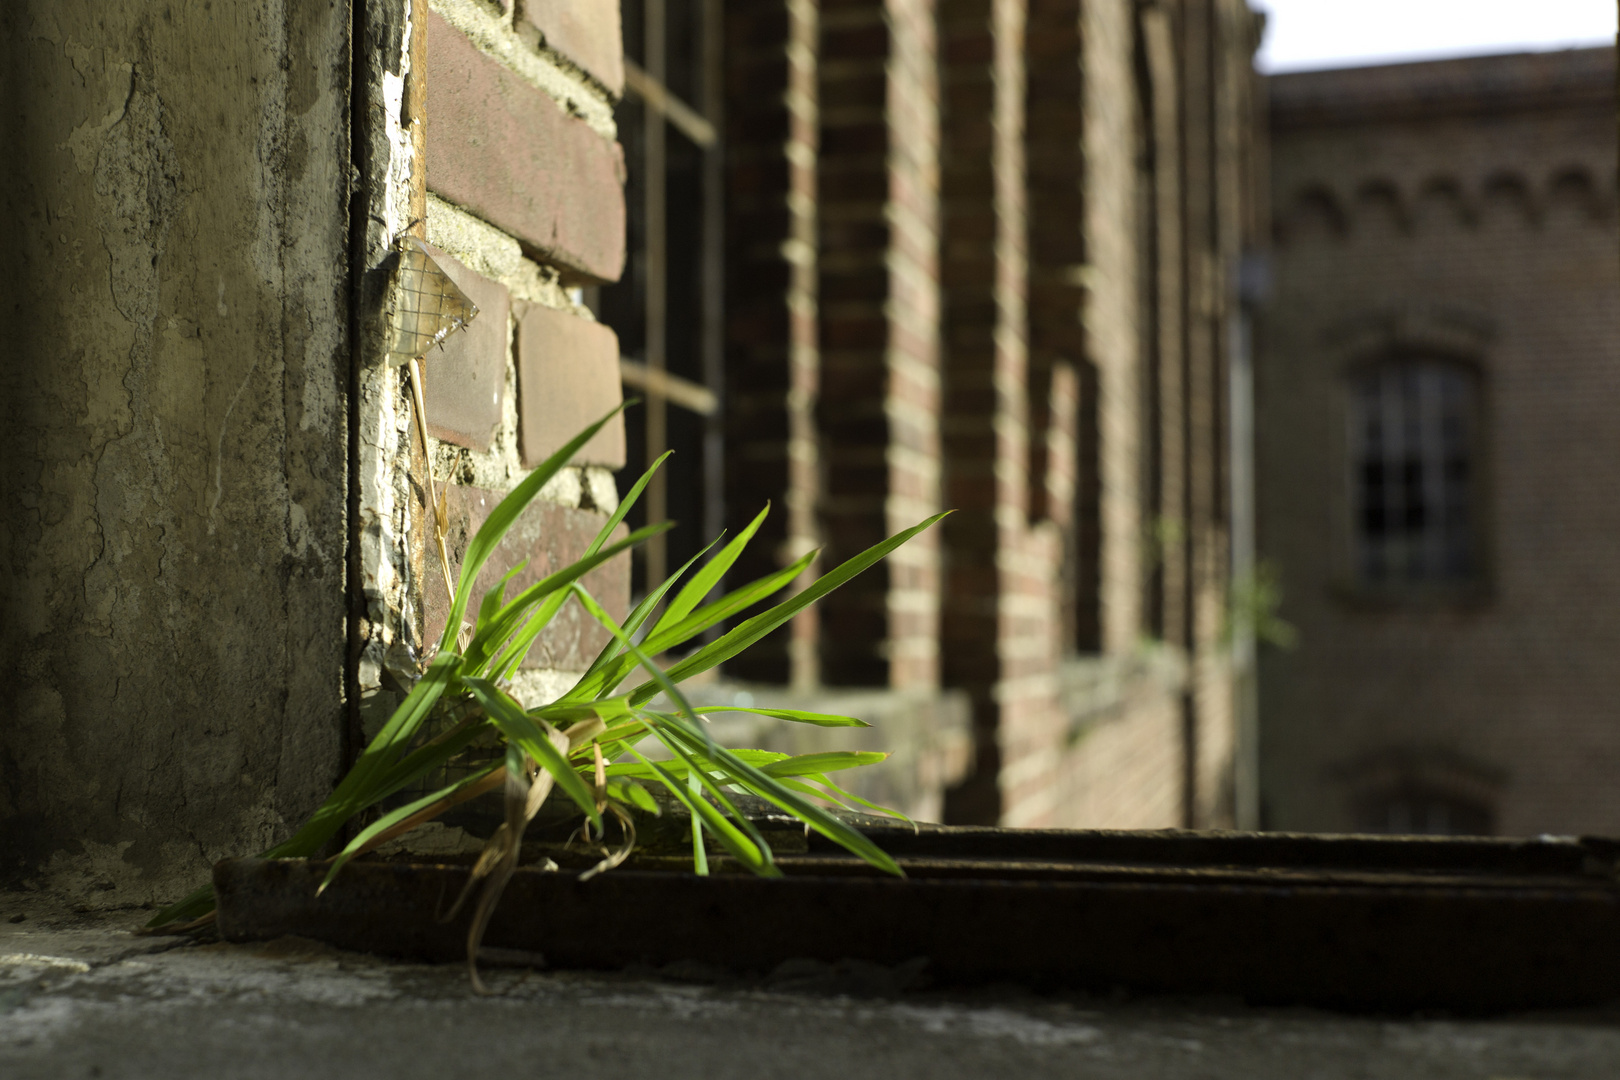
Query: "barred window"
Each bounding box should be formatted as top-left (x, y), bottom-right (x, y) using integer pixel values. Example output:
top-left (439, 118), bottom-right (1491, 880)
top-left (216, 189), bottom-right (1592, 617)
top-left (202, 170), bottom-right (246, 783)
top-left (1350, 360), bottom-right (1478, 586)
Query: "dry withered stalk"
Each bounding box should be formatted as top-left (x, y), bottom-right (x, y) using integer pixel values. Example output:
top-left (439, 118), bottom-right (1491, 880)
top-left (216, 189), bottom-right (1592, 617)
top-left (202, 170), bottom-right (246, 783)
top-left (407, 355), bottom-right (457, 609)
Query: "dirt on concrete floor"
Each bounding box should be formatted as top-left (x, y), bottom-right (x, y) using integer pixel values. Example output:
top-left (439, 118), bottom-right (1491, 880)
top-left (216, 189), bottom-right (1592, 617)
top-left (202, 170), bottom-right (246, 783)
top-left (3, 892), bottom-right (1619, 1080)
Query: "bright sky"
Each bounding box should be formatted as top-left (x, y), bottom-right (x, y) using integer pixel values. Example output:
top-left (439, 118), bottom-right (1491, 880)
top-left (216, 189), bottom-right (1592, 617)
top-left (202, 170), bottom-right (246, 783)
top-left (1252, 0), bottom-right (1617, 74)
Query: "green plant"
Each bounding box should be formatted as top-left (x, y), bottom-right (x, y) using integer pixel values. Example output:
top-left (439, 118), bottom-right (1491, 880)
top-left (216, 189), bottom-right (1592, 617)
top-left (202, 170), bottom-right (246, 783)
top-left (1225, 560), bottom-right (1298, 650)
top-left (147, 406), bottom-right (943, 990)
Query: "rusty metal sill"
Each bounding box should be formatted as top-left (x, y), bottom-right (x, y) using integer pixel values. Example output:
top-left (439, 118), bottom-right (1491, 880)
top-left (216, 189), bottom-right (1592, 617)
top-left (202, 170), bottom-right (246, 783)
top-left (213, 829), bottom-right (1620, 1013)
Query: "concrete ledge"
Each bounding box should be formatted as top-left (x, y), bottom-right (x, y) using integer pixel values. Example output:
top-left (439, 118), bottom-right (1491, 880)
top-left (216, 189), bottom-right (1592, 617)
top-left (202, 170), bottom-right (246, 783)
top-left (4, 901), bottom-right (1619, 1079)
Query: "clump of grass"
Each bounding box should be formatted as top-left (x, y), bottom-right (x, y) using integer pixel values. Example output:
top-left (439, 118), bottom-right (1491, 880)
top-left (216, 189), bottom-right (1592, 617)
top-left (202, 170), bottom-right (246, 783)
top-left (148, 406), bottom-right (943, 990)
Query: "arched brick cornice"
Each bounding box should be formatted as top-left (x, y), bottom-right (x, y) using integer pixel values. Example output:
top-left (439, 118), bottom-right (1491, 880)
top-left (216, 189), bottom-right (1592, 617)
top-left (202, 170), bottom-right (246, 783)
top-left (1274, 183), bottom-right (1347, 244)
top-left (1277, 163), bottom-right (1617, 242)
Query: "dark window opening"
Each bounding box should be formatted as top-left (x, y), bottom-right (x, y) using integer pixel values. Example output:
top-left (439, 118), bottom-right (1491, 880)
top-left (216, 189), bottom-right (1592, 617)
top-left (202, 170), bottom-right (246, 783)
top-left (1072, 359), bottom-right (1103, 652)
top-left (601, 0), bottom-right (722, 602)
top-left (1350, 360), bottom-right (1479, 587)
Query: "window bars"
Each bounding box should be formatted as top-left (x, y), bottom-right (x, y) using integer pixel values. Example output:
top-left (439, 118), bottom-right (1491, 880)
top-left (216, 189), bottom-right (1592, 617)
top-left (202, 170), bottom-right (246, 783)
top-left (1350, 360), bottom-right (1478, 586)
top-left (605, 0), bottom-right (723, 595)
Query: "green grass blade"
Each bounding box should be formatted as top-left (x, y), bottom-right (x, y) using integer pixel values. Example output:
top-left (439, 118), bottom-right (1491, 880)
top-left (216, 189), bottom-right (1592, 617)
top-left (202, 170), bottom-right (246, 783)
top-left (623, 747), bottom-right (709, 872)
top-left (604, 747), bottom-right (790, 780)
top-left (694, 706), bottom-right (870, 728)
top-left (650, 724), bottom-right (778, 874)
top-left (651, 504), bottom-right (769, 632)
top-left (794, 771), bottom-right (916, 826)
top-left (319, 763), bottom-right (501, 891)
top-left (590, 450), bottom-right (672, 556)
top-left (626, 747), bottom-right (771, 874)
top-left (569, 584), bottom-right (715, 759)
top-left (621, 543), bottom-right (715, 638)
top-left (345, 650), bottom-right (464, 793)
top-left (639, 549), bottom-right (815, 658)
top-left (441, 404), bottom-right (626, 653)
top-left (566, 539), bottom-right (717, 694)
top-left (573, 717), bottom-right (654, 762)
top-left (470, 522), bottom-right (672, 677)
top-left (491, 450), bottom-right (687, 686)
top-left (630, 512), bottom-right (950, 703)
top-left (463, 677), bottom-right (602, 830)
top-left (477, 450), bottom-right (675, 682)
top-left (657, 718), bottom-right (903, 876)
top-left (759, 751), bottom-right (889, 777)
top-left (605, 777), bottom-right (660, 815)
top-left (366, 714), bottom-right (491, 804)
top-left (477, 562), bottom-right (529, 629)
top-left (688, 767), bottom-right (708, 874)
top-left (566, 550), bottom-right (816, 704)
top-left (146, 884), bottom-right (217, 927)
top-left (528, 695), bottom-right (634, 725)
top-left (773, 775), bottom-right (865, 812)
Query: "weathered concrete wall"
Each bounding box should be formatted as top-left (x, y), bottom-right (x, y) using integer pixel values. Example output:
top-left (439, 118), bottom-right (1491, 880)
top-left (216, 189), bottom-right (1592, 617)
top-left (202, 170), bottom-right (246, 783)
top-left (0, 2), bottom-right (352, 903)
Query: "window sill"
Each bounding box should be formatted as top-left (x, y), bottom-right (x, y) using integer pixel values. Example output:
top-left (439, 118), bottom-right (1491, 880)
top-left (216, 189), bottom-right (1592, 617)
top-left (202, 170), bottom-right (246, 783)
top-left (214, 824), bottom-right (1620, 1012)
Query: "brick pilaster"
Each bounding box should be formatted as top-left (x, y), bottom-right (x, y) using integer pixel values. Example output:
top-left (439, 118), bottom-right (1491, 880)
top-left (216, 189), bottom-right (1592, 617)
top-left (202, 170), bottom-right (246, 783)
top-left (1084, 0), bottom-right (1148, 656)
top-left (936, 0), bottom-right (1033, 823)
top-left (723, 0), bottom-right (822, 684)
top-left (817, 0), bottom-right (943, 689)
top-left (1025, 0), bottom-right (1100, 653)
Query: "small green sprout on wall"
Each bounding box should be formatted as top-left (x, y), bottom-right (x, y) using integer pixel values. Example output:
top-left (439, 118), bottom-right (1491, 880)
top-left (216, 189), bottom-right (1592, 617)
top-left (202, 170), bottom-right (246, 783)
top-left (1226, 560), bottom-right (1298, 651)
top-left (147, 407), bottom-right (943, 990)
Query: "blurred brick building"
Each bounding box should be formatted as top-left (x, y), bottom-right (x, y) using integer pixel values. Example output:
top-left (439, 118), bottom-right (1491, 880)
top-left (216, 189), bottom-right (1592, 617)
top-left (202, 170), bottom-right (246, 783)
top-left (1257, 48), bottom-right (1620, 836)
top-left (598, 0), bottom-right (1266, 828)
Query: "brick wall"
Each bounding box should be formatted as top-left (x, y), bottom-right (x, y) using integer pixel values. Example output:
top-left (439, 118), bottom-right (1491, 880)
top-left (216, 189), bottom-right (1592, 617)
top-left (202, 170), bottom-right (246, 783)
top-left (1053, 658), bottom-right (1187, 827)
top-left (1259, 48), bottom-right (1620, 835)
top-left (712, 0), bottom-right (1256, 828)
top-left (364, 0), bottom-right (632, 718)
top-left (721, 0), bottom-right (823, 685)
top-left (931, 0), bottom-right (1251, 829)
top-left (1025, 0), bottom-right (1097, 653)
top-left (816, 0), bottom-right (944, 689)
top-left (1082, 0), bottom-right (1148, 657)
top-left (933, 0), bottom-right (1030, 819)
top-left (998, 0), bottom-right (1255, 829)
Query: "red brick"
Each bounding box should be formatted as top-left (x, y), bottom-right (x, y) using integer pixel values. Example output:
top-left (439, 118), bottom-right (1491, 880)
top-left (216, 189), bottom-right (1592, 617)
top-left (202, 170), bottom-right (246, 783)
top-left (425, 12), bottom-right (626, 282)
top-left (419, 241), bottom-right (510, 452)
top-left (423, 485), bottom-right (629, 672)
top-left (516, 0), bottom-right (624, 96)
top-left (515, 301), bottom-right (626, 467)
top-left (816, 0), bottom-right (943, 692)
top-left (721, 0), bottom-right (823, 686)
